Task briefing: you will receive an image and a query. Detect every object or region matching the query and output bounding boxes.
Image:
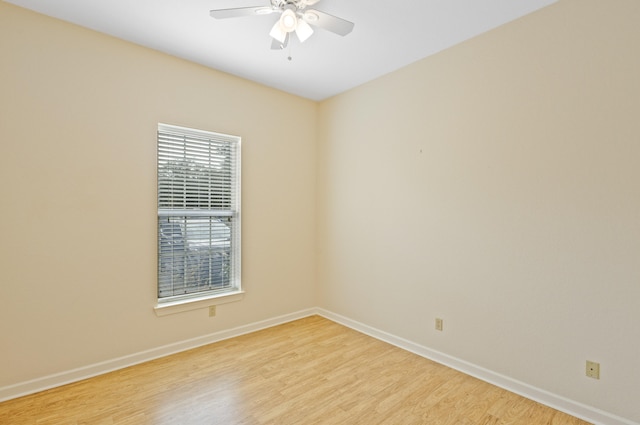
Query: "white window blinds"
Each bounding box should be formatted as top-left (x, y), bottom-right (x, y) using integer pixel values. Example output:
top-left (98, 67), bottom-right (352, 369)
top-left (157, 124), bottom-right (241, 303)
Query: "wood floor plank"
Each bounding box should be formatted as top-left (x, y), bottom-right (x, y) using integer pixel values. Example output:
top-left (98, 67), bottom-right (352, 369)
top-left (0, 316), bottom-right (592, 424)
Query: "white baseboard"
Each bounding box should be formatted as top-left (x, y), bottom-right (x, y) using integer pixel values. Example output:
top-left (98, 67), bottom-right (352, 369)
top-left (2, 307), bottom-right (637, 425)
top-left (0, 308), bottom-right (317, 403)
top-left (316, 308), bottom-right (638, 425)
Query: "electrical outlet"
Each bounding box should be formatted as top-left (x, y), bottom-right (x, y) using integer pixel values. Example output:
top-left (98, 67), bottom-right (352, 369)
top-left (208, 305), bottom-right (216, 317)
top-left (435, 318), bottom-right (443, 331)
top-left (586, 360), bottom-right (600, 379)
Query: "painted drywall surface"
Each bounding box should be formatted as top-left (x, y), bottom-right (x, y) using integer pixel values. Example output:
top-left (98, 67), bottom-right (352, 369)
top-left (0, 2), bottom-right (316, 386)
top-left (317, 0), bottom-right (639, 422)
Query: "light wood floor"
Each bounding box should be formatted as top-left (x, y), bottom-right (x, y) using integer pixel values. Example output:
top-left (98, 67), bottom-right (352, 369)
top-left (1, 315), bottom-right (591, 425)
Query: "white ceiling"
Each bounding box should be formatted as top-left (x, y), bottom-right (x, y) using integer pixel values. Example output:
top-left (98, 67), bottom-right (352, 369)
top-left (6, 0), bottom-right (557, 101)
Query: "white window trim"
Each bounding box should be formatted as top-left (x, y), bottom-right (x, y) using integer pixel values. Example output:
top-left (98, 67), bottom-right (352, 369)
top-left (154, 290), bottom-right (245, 317)
top-left (156, 123), bottom-right (242, 313)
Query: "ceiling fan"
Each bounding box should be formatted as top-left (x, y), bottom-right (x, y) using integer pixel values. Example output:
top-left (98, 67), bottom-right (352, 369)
top-left (210, 0), bottom-right (355, 50)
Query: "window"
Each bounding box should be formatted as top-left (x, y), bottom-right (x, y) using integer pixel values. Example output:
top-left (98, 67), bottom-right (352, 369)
top-left (157, 124), bottom-right (241, 305)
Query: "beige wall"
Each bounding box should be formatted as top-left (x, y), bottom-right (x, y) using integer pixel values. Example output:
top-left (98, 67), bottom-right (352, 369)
top-left (2, 0), bottom-right (640, 423)
top-left (317, 0), bottom-right (639, 422)
top-left (0, 2), bottom-right (316, 386)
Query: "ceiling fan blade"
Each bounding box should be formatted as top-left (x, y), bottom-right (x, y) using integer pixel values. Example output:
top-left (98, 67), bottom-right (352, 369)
top-left (271, 33), bottom-right (290, 50)
top-left (303, 9), bottom-right (354, 36)
top-left (210, 6), bottom-right (275, 19)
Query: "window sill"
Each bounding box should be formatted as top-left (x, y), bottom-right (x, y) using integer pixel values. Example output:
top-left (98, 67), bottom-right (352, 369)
top-left (154, 290), bottom-right (245, 317)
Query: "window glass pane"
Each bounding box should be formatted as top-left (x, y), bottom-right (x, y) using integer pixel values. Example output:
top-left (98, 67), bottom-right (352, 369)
top-left (157, 124), bottom-right (240, 302)
top-left (158, 216), bottom-right (233, 298)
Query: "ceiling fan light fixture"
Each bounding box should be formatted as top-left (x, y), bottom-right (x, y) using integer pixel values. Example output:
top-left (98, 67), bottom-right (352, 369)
top-left (269, 20), bottom-right (287, 43)
top-left (279, 8), bottom-right (298, 32)
top-left (295, 19), bottom-right (314, 43)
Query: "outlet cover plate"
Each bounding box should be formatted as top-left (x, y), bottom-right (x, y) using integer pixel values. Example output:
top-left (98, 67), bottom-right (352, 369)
top-left (586, 360), bottom-right (600, 379)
